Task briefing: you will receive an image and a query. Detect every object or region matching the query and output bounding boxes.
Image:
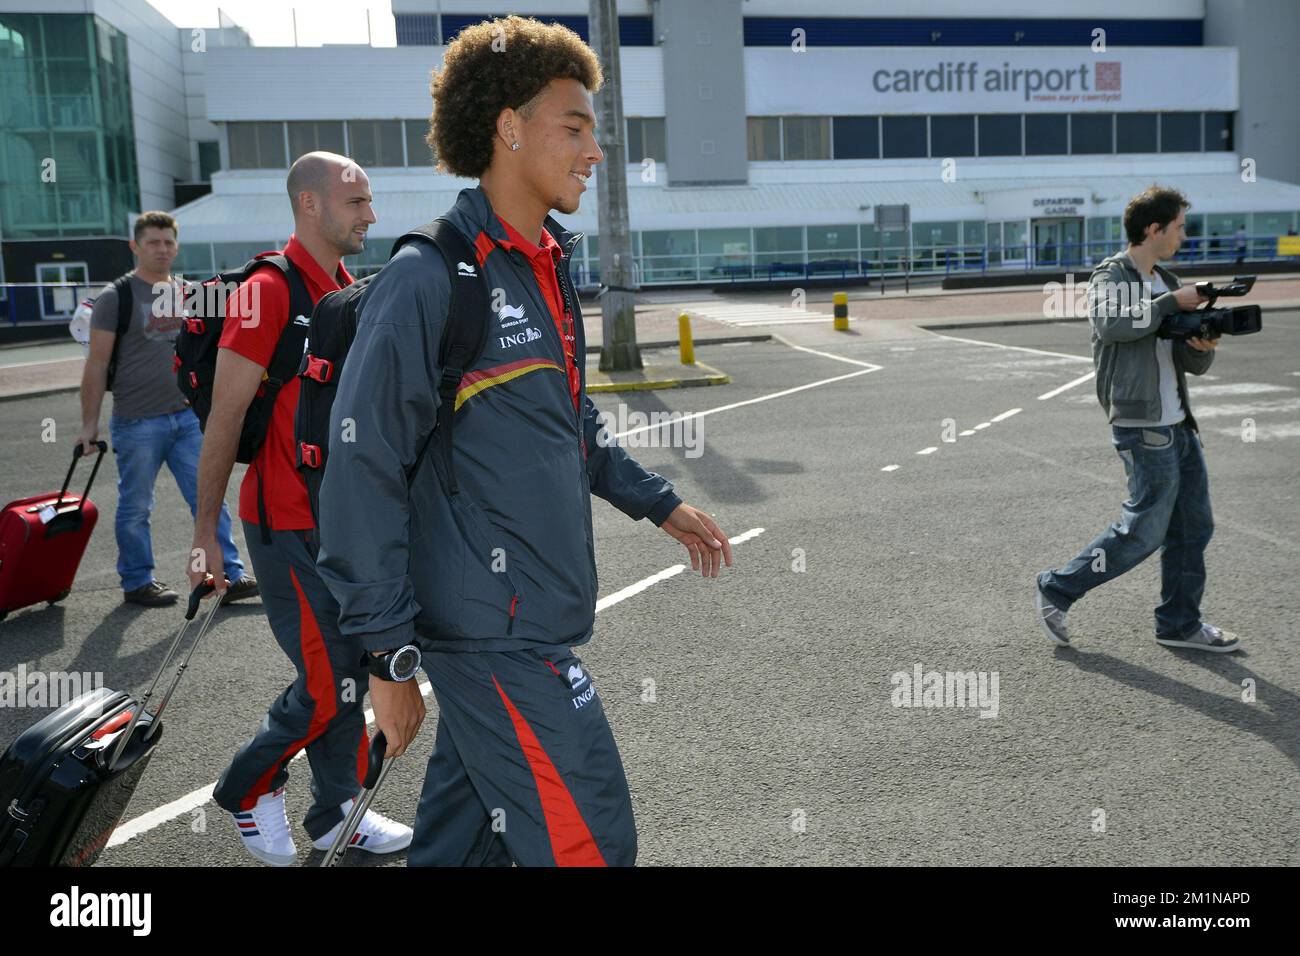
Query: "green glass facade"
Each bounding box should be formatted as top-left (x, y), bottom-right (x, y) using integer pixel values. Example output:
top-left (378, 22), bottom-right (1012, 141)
top-left (0, 13), bottom-right (139, 238)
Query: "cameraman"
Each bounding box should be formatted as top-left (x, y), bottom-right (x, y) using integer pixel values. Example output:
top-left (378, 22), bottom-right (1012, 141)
top-left (1035, 186), bottom-right (1239, 652)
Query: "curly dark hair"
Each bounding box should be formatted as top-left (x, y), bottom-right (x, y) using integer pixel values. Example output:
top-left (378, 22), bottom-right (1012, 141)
top-left (426, 16), bottom-right (603, 179)
top-left (1124, 185), bottom-right (1190, 245)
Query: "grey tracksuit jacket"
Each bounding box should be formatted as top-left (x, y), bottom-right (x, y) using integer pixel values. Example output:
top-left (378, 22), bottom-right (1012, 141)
top-left (316, 186), bottom-right (681, 654)
top-left (1087, 250), bottom-right (1215, 430)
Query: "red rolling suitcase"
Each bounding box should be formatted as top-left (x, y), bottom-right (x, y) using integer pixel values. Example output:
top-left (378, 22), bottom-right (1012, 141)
top-left (0, 442), bottom-right (107, 622)
top-left (0, 581), bottom-right (220, 866)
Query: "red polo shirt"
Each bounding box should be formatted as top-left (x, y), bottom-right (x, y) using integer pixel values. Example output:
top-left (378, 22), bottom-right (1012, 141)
top-left (218, 235), bottom-right (352, 530)
top-left (495, 216), bottom-right (581, 412)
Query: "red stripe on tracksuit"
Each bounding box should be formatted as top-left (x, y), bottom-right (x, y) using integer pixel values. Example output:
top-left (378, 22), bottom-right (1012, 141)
top-left (238, 567), bottom-right (339, 810)
top-left (491, 675), bottom-right (607, 867)
top-left (473, 231), bottom-right (495, 269)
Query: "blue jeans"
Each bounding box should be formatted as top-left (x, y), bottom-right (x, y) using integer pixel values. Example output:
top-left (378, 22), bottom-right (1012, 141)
top-left (1038, 422), bottom-right (1214, 639)
top-left (109, 408), bottom-right (245, 592)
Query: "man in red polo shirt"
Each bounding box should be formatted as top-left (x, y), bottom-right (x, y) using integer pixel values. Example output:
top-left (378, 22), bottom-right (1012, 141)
top-left (187, 151), bottom-right (411, 866)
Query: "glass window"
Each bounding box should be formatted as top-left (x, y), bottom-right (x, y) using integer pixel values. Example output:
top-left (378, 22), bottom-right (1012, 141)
top-left (1070, 113), bottom-right (1113, 154)
top-left (212, 240), bottom-right (281, 272)
top-left (641, 229), bottom-right (697, 281)
top-left (747, 117), bottom-right (781, 160)
top-left (1025, 114), bottom-right (1067, 155)
top-left (832, 117), bottom-right (878, 159)
top-left (754, 226), bottom-right (805, 268)
top-left (1002, 220), bottom-right (1029, 259)
top-left (347, 120), bottom-right (403, 168)
top-left (1160, 112), bottom-right (1201, 152)
top-left (1116, 113), bottom-right (1156, 153)
top-left (698, 227), bottom-right (753, 278)
top-left (1253, 212), bottom-right (1293, 237)
top-left (929, 115), bottom-right (974, 158)
top-left (1205, 112), bottom-right (1233, 151)
top-left (173, 241), bottom-right (213, 279)
top-left (405, 119), bottom-right (434, 167)
top-left (287, 121), bottom-right (344, 162)
top-left (807, 224), bottom-right (857, 253)
top-left (783, 116), bottom-right (830, 160)
top-left (627, 117), bottom-right (666, 163)
top-left (912, 222), bottom-right (957, 247)
top-left (227, 122), bottom-right (286, 169)
top-left (977, 115), bottom-right (1021, 156)
top-left (882, 116), bottom-right (926, 158)
top-left (961, 221), bottom-right (986, 246)
top-left (197, 141), bottom-right (220, 180)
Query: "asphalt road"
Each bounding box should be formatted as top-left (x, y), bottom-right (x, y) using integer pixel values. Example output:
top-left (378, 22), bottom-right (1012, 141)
top-left (1, 307), bottom-right (1296, 866)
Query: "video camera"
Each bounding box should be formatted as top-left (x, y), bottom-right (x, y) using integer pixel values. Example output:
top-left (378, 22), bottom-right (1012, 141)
top-left (1159, 275), bottom-right (1263, 340)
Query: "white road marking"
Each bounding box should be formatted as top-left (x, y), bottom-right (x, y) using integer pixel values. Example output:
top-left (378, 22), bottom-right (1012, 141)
top-left (974, 422), bottom-right (991, 430)
top-left (991, 408), bottom-right (1023, 422)
top-left (917, 447), bottom-right (938, 455)
top-left (1192, 398), bottom-right (1300, 419)
top-left (1212, 422), bottom-right (1300, 440)
top-left (959, 430), bottom-right (976, 437)
top-left (1038, 371), bottom-right (1096, 400)
top-left (107, 528), bottom-right (768, 849)
top-left (923, 329), bottom-right (1092, 363)
top-left (881, 464), bottom-right (900, 472)
top-left (682, 302), bottom-right (840, 328)
top-left (773, 336), bottom-right (883, 370)
top-left (614, 367), bottom-right (881, 440)
top-left (1188, 382), bottom-right (1295, 397)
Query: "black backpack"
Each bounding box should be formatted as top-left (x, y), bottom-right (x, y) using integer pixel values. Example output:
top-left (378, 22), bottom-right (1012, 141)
top-left (104, 274), bottom-right (134, 391)
top-left (295, 219), bottom-right (489, 529)
top-left (173, 253), bottom-right (314, 464)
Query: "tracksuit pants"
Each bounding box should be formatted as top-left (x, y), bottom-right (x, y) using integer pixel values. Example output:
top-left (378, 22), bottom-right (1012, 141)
top-left (212, 524), bottom-right (370, 840)
top-left (407, 645), bottom-right (637, 867)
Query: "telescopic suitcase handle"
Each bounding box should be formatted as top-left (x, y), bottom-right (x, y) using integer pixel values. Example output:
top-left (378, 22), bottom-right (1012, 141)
top-left (106, 578), bottom-right (219, 771)
top-left (54, 440), bottom-right (108, 511)
top-left (321, 732), bottom-right (394, 867)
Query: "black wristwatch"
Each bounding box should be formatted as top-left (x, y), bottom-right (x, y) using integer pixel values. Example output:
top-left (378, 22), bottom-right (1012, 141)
top-left (367, 644), bottom-right (422, 682)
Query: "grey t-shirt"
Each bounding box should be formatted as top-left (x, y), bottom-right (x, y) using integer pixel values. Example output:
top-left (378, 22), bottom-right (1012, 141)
top-left (1113, 271), bottom-right (1186, 427)
top-left (90, 274), bottom-right (190, 419)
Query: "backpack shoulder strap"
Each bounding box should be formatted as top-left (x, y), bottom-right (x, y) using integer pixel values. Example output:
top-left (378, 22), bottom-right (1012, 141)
top-left (112, 274), bottom-right (134, 337)
top-left (392, 219), bottom-right (489, 495)
top-left (243, 254), bottom-right (316, 385)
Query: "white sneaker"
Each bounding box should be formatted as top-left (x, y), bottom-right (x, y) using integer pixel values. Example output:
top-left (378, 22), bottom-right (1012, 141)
top-left (1157, 622), bottom-right (1241, 653)
top-left (312, 799), bottom-right (413, 854)
top-left (230, 787), bottom-right (297, 867)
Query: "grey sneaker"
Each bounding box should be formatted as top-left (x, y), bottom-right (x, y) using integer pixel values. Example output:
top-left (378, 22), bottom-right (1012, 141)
top-left (1036, 583), bottom-right (1070, 646)
top-left (1156, 623), bottom-right (1241, 653)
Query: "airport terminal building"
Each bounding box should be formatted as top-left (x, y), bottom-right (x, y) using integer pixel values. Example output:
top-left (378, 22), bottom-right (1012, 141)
top-left (3, 0), bottom-right (1300, 318)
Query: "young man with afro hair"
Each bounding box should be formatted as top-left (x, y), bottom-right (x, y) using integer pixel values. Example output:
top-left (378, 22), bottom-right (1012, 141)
top-left (316, 16), bottom-right (733, 866)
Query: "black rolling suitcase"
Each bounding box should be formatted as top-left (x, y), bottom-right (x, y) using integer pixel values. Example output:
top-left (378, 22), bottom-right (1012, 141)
top-left (0, 581), bottom-right (219, 866)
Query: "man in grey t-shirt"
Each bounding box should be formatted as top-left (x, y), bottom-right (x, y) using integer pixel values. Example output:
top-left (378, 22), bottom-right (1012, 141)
top-left (77, 211), bottom-right (257, 607)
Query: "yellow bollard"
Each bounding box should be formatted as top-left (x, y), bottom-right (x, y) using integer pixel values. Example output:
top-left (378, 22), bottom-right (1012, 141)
top-left (679, 312), bottom-right (696, 365)
top-left (833, 291), bottom-right (849, 331)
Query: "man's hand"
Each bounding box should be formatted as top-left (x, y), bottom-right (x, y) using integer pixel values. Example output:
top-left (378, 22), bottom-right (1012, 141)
top-left (187, 530), bottom-right (226, 595)
top-left (1187, 336), bottom-right (1219, 352)
top-left (369, 673), bottom-right (425, 758)
top-left (1172, 285), bottom-right (1207, 310)
top-left (76, 427), bottom-right (100, 458)
top-left (661, 503), bottom-right (733, 578)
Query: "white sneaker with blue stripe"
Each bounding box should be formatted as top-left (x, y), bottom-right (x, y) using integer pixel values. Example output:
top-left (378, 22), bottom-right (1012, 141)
top-left (231, 786), bottom-right (297, 867)
top-left (311, 798), bottom-right (413, 855)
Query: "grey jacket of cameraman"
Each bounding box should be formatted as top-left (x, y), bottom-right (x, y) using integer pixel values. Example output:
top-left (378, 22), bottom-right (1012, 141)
top-left (1087, 250), bottom-right (1215, 432)
top-left (315, 186), bottom-right (681, 654)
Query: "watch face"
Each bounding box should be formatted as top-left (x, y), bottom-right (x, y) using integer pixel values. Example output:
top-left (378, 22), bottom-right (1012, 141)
top-left (392, 647), bottom-right (420, 680)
